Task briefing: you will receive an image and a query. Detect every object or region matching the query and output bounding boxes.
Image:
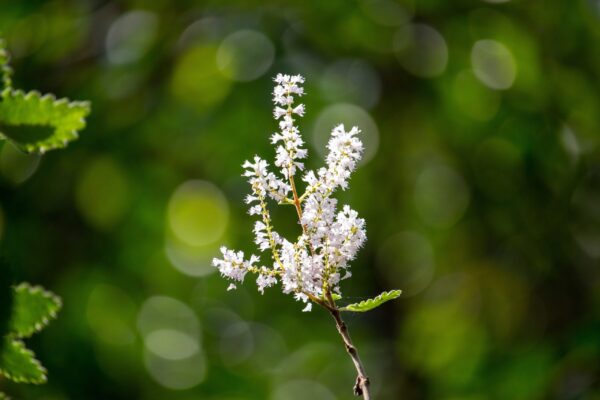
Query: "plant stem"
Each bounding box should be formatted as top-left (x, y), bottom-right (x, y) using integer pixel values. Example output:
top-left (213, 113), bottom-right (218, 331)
top-left (286, 159), bottom-right (370, 398)
top-left (328, 306), bottom-right (371, 399)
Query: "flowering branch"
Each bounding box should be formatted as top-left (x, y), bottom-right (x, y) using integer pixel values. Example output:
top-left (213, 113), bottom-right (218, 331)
top-left (212, 73), bottom-right (401, 398)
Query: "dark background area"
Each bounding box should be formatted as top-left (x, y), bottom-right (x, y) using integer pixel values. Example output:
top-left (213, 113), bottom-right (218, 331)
top-left (0, 0), bottom-right (599, 399)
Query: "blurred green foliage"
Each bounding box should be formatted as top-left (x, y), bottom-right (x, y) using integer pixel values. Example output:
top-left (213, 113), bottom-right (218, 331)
top-left (1, 0), bottom-right (600, 399)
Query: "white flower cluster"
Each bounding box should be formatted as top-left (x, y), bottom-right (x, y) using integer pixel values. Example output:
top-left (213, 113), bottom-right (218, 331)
top-left (212, 73), bottom-right (366, 311)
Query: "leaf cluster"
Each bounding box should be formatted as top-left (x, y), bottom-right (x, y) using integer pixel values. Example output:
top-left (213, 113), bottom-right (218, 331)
top-left (0, 283), bottom-right (62, 393)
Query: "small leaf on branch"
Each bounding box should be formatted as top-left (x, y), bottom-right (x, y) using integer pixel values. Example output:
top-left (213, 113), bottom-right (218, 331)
top-left (0, 338), bottom-right (47, 384)
top-left (0, 90), bottom-right (90, 154)
top-left (9, 283), bottom-right (62, 339)
top-left (340, 290), bottom-right (402, 312)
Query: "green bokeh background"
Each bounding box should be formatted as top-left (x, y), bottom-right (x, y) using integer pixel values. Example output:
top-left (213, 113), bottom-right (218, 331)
top-left (1, 0), bottom-right (600, 399)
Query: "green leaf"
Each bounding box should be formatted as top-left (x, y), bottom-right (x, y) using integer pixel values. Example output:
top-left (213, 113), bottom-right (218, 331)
top-left (0, 90), bottom-right (90, 154)
top-left (0, 391), bottom-right (11, 400)
top-left (0, 339), bottom-right (46, 384)
top-left (0, 39), bottom-right (90, 154)
top-left (9, 283), bottom-right (61, 339)
top-left (340, 290), bottom-right (402, 312)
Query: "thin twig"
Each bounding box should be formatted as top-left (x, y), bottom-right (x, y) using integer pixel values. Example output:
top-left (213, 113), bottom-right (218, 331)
top-left (328, 306), bottom-right (371, 399)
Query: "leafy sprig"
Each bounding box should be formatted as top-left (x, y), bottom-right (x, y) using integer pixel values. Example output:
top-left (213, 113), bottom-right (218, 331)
top-left (0, 39), bottom-right (90, 154)
top-left (0, 36), bottom-right (88, 399)
top-left (0, 284), bottom-right (62, 387)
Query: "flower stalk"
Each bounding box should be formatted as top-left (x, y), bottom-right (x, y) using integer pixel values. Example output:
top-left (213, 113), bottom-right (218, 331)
top-left (213, 73), bottom-right (399, 398)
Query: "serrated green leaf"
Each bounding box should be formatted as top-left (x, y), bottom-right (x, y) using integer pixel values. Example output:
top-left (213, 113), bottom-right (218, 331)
top-left (9, 283), bottom-right (61, 339)
top-left (0, 90), bottom-right (90, 154)
top-left (0, 339), bottom-right (46, 384)
top-left (340, 290), bottom-right (402, 312)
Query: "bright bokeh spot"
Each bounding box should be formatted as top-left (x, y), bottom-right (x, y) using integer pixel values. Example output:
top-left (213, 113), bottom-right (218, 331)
top-left (143, 349), bottom-right (207, 390)
top-left (377, 231), bottom-right (435, 297)
top-left (137, 296), bottom-right (199, 339)
top-left (145, 329), bottom-right (199, 360)
top-left (394, 23), bottom-right (448, 78)
top-left (86, 284), bottom-right (136, 345)
top-left (167, 180), bottom-right (229, 247)
top-left (75, 156), bottom-right (131, 231)
top-left (312, 103), bottom-right (379, 165)
top-left (217, 30), bottom-right (275, 82)
top-left (165, 239), bottom-right (214, 277)
top-left (137, 296), bottom-right (204, 388)
top-left (471, 39), bottom-right (517, 90)
top-left (106, 11), bottom-right (158, 65)
top-left (0, 142), bottom-right (40, 185)
top-left (171, 44), bottom-right (232, 113)
top-left (414, 165), bottom-right (470, 229)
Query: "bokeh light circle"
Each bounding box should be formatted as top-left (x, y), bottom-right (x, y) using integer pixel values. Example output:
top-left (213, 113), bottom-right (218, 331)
top-left (171, 44), bottom-right (232, 113)
top-left (137, 296), bottom-right (204, 388)
top-left (145, 329), bottom-right (199, 360)
top-left (471, 39), bottom-right (517, 90)
top-left (144, 349), bottom-right (207, 390)
top-left (217, 30), bottom-right (275, 82)
top-left (413, 164), bottom-right (470, 229)
top-left (393, 23), bottom-right (448, 78)
top-left (137, 296), bottom-right (199, 338)
top-left (167, 180), bottom-right (229, 247)
top-left (377, 231), bottom-right (435, 297)
top-left (312, 103), bottom-right (379, 165)
top-left (106, 11), bottom-right (158, 65)
top-left (75, 156), bottom-right (131, 231)
top-left (165, 239), bottom-right (215, 277)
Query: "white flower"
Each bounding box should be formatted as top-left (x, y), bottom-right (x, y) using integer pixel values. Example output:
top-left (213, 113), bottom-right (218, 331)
top-left (213, 73), bottom-right (367, 311)
top-left (212, 246), bottom-right (260, 282)
top-left (257, 270), bottom-right (277, 294)
top-left (271, 74), bottom-right (307, 178)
